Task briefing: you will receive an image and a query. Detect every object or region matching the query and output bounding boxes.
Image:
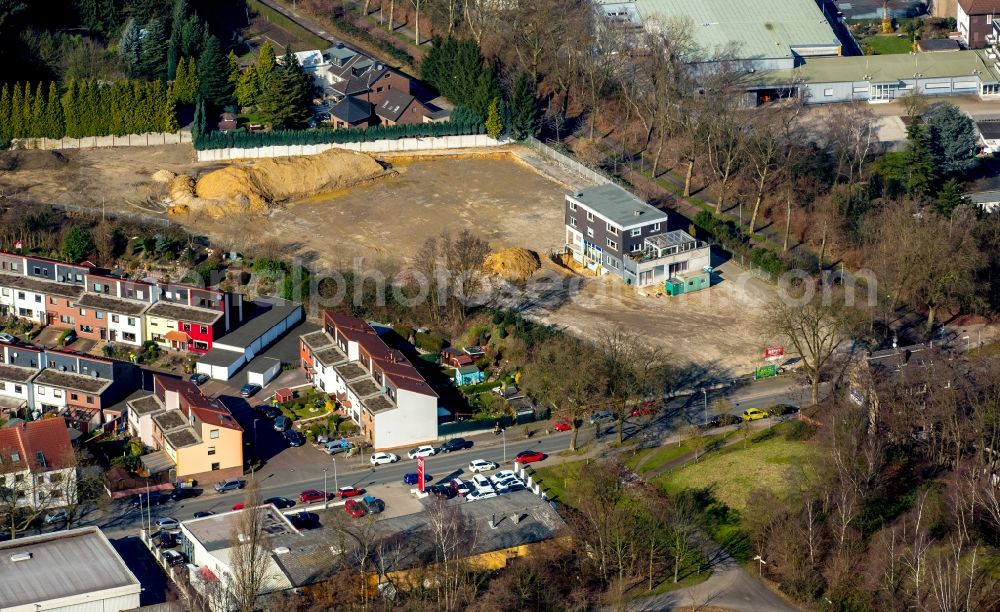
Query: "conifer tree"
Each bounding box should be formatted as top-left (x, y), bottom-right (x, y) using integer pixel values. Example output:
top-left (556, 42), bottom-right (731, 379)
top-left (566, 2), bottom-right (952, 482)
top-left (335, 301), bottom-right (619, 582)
top-left (235, 65), bottom-right (259, 108)
top-left (30, 82), bottom-right (45, 137)
top-left (141, 18), bottom-right (168, 81)
top-left (0, 83), bottom-right (11, 141)
top-left (109, 80), bottom-right (126, 135)
top-left (507, 72), bottom-right (538, 140)
top-left (119, 19), bottom-right (143, 76)
top-left (10, 83), bottom-right (23, 138)
top-left (162, 85), bottom-right (180, 132)
top-left (62, 80), bottom-right (79, 138)
top-left (43, 82), bottom-right (64, 139)
top-left (197, 33), bottom-right (233, 108)
top-left (256, 43), bottom-right (275, 93)
top-left (257, 46), bottom-right (314, 129)
top-left (485, 97), bottom-right (503, 139)
top-left (172, 56), bottom-right (198, 105)
top-left (81, 81), bottom-right (99, 136)
top-left (19, 83), bottom-right (33, 138)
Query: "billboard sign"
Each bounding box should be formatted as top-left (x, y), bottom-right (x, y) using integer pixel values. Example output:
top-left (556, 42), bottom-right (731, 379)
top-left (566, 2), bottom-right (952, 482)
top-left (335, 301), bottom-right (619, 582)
top-left (764, 346), bottom-right (785, 361)
top-left (417, 456), bottom-right (426, 492)
top-left (755, 364), bottom-right (777, 380)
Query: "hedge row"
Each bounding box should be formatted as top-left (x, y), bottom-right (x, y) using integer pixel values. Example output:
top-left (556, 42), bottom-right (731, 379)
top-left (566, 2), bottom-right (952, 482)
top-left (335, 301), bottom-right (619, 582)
top-left (193, 120), bottom-right (485, 150)
top-left (693, 210), bottom-right (790, 276)
top-left (331, 18), bottom-right (414, 67)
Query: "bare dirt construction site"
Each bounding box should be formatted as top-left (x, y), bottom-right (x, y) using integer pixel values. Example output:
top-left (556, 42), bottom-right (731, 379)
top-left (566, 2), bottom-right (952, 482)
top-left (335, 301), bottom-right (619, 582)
top-left (0, 145), bottom-right (775, 374)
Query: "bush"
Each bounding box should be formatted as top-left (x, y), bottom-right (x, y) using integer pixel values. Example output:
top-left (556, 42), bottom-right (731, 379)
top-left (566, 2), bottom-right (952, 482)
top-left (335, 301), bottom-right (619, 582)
top-left (414, 332), bottom-right (445, 353)
top-left (338, 420), bottom-right (359, 435)
top-left (393, 324), bottom-right (415, 342)
top-left (784, 419), bottom-right (818, 441)
top-left (749, 247), bottom-right (787, 276)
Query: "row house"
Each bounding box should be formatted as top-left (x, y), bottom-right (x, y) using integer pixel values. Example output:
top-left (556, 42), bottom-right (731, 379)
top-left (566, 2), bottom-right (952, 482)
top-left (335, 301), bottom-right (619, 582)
top-left (127, 374), bottom-right (243, 483)
top-left (0, 418), bottom-right (77, 509)
top-left (0, 342), bottom-right (140, 432)
top-left (300, 311), bottom-right (438, 449)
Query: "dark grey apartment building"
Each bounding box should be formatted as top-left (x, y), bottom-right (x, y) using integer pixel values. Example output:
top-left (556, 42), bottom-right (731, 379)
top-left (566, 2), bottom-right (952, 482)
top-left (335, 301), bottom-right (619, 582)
top-left (564, 184), bottom-right (711, 288)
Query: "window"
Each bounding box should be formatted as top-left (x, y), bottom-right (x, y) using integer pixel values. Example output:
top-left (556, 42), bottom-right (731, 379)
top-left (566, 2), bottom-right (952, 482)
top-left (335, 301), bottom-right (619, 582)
top-left (587, 227), bottom-right (594, 238)
top-left (569, 201), bottom-right (576, 211)
top-left (75, 274), bottom-right (82, 282)
top-left (1, 288), bottom-right (7, 296)
top-left (17, 292), bottom-right (24, 300)
top-left (49, 489), bottom-right (62, 499)
top-left (33, 295), bottom-right (40, 303)
top-left (79, 308), bottom-right (86, 316)
top-left (10, 263), bottom-right (17, 271)
top-left (183, 323), bottom-right (191, 331)
top-left (210, 429), bottom-right (219, 439)
top-left (32, 266), bottom-right (40, 275)
top-left (80, 325), bottom-right (93, 333)
top-left (14, 472), bottom-right (24, 482)
top-left (54, 390), bottom-right (62, 398)
top-left (631, 228), bottom-right (641, 237)
top-left (86, 395), bottom-right (93, 404)
top-left (0, 382), bottom-right (4, 390)
top-left (111, 314), bottom-right (119, 323)
top-left (606, 223), bottom-right (618, 235)
top-left (211, 462), bottom-right (220, 471)
top-left (14, 385), bottom-right (21, 394)
top-left (586, 211), bottom-right (594, 222)
top-left (569, 217), bottom-right (577, 227)
top-left (194, 341), bottom-right (209, 351)
top-left (376, 86), bottom-right (383, 92)
top-left (70, 393), bottom-right (78, 401)
top-left (127, 318), bottom-right (135, 326)
top-left (37, 386), bottom-right (45, 396)
top-left (49, 472), bottom-right (63, 483)
top-left (96, 311), bottom-right (103, 320)
top-left (200, 326), bottom-right (208, 334)
top-left (137, 291), bottom-right (144, 300)
top-left (631, 243), bottom-right (642, 252)
top-left (606, 238), bottom-right (618, 250)
top-left (824, 88), bottom-right (834, 97)
top-left (208, 447), bottom-right (216, 455)
top-left (123, 332), bottom-right (136, 342)
top-left (49, 297), bottom-right (56, 305)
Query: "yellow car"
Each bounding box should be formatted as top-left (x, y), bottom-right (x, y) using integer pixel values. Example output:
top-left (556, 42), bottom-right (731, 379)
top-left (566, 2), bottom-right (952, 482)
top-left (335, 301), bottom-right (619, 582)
top-left (742, 408), bottom-right (770, 421)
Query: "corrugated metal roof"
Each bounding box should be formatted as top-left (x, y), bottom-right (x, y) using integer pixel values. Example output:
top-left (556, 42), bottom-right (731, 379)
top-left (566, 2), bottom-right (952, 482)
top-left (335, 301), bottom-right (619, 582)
top-left (753, 49), bottom-right (1000, 85)
top-left (598, 0), bottom-right (840, 61)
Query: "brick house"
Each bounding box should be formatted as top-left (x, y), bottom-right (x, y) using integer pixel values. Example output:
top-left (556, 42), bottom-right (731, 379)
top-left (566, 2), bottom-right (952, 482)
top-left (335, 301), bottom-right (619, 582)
top-left (329, 96), bottom-right (373, 129)
top-left (374, 90), bottom-right (432, 126)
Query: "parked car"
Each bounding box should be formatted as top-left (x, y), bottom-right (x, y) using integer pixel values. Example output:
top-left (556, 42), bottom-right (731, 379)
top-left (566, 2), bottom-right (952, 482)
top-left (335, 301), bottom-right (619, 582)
top-left (553, 419), bottom-right (573, 432)
top-left (323, 439), bottom-right (353, 455)
top-left (515, 450), bottom-right (546, 464)
top-left (440, 438), bottom-right (473, 453)
top-left (284, 429), bottom-right (305, 447)
top-left (155, 531), bottom-right (177, 548)
top-left (189, 372), bottom-right (210, 386)
top-left (707, 414), bottom-right (743, 428)
top-left (427, 484), bottom-right (455, 499)
top-left (403, 472), bottom-right (432, 485)
top-left (287, 511), bottom-right (319, 529)
top-left (299, 489), bottom-right (330, 503)
top-left (240, 383), bottom-right (261, 398)
top-left (466, 489), bottom-right (498, 502)
top-left (170, 487), bottom-right (198, 501)
top-left (772, 404), bottom-right (800, 416)
top-left (336, 486), bottom-right (364, 499)
top-left (407, 445), bottom-right (438, 459)
top-left (742, 408), bottom-right (770, 421)
top-left (273, 416), bottom-right (291, 432)
top-left (362, 495), bottom-right (384, 514)
top-left (256, 405), bottom-right (281, 419)
top-left (589, 410), bottom-right (614, 424)
top-left (471, 474), bottom-right (494, 493)
top-left (450, 478), bottom-right (471, 496)
top-left (43, 509), bottom-right (68, 525)
top-left (370, 452), bottom-right (399, 465)
top-left (214, 478), bottom-right (245, 493)
top-left (631, 401), bottom-right (657, 417)
top-left (232, 502), bottom-right (246, 511)
top-left (491, 469), bottom-right (517, 482)
top-left (155, 517), bottom-right (180, 531)
top-left (344, 499), bottom-right (366, 518)
top-left (162, 549), bottom-right (186, 567)
top-left (131, 491), bottom-right (168, 508)
top-left (263, 497), bottom-right (295, 509)
top-left (0, 333), bottom-right (16, 344)
top-left (468, 459), bottom-right (498, 473)
top-left (192, 511), bottom-right (215, 518)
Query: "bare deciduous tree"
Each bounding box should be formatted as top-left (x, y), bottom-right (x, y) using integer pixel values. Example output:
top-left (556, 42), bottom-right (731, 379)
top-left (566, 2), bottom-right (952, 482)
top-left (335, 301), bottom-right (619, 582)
top-left (227, 479), bottom-right (271, 612)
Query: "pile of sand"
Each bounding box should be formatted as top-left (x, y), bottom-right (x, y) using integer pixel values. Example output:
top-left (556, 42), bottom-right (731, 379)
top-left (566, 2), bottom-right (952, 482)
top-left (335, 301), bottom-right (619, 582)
top-left (169, 149), bottom-right (384, 218)
top-left (152, 169), bottom-right (176, 183)
top-left (483, 248), bottom-right (541, 282)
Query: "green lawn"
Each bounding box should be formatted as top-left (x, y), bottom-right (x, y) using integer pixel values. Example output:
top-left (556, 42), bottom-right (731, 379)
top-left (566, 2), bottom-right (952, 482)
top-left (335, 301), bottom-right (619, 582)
top-left (626, 431), bottom-right (734, 474)
top-left (862, 35), bottom-right (913, 55)
top-left (655, 426), bottom-right (816, 511)
top-left (531, 460), bottom-right (586, 504)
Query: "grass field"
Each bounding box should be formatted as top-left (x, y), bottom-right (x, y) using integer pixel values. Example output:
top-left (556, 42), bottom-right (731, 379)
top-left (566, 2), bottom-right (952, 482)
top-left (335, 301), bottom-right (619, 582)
top-left (655, 426), bottom-right (816, 511)
top-left (531, 460), bottom-right (585, 503)
top-left (862, 35), bottom-right (912, 55)
top-left (247, 0), bottom-right (330, 50)
top-left (625, 431), bottom-right (734, 474)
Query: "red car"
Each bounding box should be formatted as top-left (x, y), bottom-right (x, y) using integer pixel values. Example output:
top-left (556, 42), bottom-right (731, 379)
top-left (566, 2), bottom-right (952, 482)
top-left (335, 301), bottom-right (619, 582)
top-left (335, 486), bottom-right (364, 499)
top-left (631, 402), bottom-right (657, 417)
top-left (344, 499), bottom-right (366, 518)
top-left (232, 502), bottom-right (245, 511)
top-left (553, 419), bottom-right (572, 432)
top-left (299, 489), bottom-right (329, 503)
top-left (515, 450), bottom-right (546, 464)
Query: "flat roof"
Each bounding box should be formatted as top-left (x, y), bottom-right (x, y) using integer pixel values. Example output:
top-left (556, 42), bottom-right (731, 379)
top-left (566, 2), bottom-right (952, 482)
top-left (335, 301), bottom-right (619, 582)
top-left (152, 409), bottom-right (187, 431)
top-left (247, 356), bottom-right (281, 374)
top-left (335, 362), bottom-right (368, 381)
top-left (146, 301), bottom-right (223, 325)
top-left (196, 346), bottom-right (244, 367)
top-left (33, 368), bottom-right (112, 394)
top-left (568, 184), bottom-right (667, 228)
top-left (0, 527), bottom-right (141, 608)
top-left (183, 505), bottom-right (297, 552)
top-left (127, 393), bottom-right (164, 416)
top-left (0, 363), bottom-right (38, 383)
top-left (212, 298), bottom-right (301, 350)
top-left (0, 272), bottom-right (85, 299)
top-left (77, 292), bottom-right (150, 316)
top-left (598, 0), bottom-right (840, 61)
top-left (754, 50), bottom-right (1000, 86)
top-left (647, 230), bottom-right (697, 249)
top-left (978, 121), bottom-right (1000, 139)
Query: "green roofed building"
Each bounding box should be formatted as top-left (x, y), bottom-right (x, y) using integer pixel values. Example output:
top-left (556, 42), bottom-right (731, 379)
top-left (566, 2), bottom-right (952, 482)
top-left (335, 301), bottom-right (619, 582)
top-left (595, 0), bottom-right (842, 70)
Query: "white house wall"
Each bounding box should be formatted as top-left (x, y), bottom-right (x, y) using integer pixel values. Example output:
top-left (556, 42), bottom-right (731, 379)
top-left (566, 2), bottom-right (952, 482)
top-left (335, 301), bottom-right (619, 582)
top-left (371, 387), bottom-right (437, 448)
top-left (33, 383), bottom-right (67, 409)
top-left (108, 314), bottom-right (144, 346)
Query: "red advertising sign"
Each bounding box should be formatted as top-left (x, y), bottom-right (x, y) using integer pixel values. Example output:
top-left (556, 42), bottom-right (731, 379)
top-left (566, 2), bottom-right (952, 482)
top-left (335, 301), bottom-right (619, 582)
top-left (764, 346), bottom-right (785, 361)
top-left (416, 456), bottom-right (426, 492)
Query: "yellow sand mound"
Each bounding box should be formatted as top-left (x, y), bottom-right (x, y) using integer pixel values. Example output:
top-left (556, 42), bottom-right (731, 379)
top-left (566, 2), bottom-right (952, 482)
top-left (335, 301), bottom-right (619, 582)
top-left (483, 248), bottom-right (541, 282)
top-left (192, 149), bottom-right (385, 216)
top-left (152, 169), bottom-right (176, 183)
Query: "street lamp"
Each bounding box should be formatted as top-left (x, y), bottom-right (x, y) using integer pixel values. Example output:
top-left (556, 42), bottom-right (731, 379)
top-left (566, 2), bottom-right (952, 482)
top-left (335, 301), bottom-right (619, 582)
top-left (332, 457), bottom-right (339, 493)
top-left (702, 389), bottom-right (708, 426)
top-left (753, 554), bottom-right (767, 575)
top-left (502, 428), bottom-right (507, 463)
top-left (323, 468), bottom-right (329, 510)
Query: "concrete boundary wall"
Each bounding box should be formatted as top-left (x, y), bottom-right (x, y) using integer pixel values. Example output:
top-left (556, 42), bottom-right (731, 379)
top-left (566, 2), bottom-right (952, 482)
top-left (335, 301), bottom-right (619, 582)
top-left (13, 131), bottom-right (191, 150)
top-left (194, 134), bottom-right (502, 161)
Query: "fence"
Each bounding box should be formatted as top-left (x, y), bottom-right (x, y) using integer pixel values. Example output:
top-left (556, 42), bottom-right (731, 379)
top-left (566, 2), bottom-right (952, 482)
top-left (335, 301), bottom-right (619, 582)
top-left (522, 136), bottom-right (613, 186)
top-left (11, 131), bottom-right (192, 150)
top-left (195, 134), bottom-right (503, 161)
